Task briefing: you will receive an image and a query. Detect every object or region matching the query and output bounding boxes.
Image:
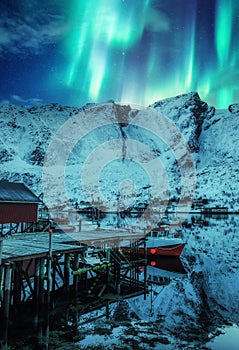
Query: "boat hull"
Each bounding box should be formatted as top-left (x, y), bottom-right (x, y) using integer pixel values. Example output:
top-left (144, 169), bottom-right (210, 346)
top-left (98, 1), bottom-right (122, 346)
top-left (142, 243), bottom-right (185, 257)
top-left (121, 243), bottom-right (185, 257)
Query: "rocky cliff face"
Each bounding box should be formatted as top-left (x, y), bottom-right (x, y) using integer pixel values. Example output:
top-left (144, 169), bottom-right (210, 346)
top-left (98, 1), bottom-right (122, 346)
top-left (0, 92), bottom-right (238, 211)
top-left (150, 91), bottom-right (215, 153)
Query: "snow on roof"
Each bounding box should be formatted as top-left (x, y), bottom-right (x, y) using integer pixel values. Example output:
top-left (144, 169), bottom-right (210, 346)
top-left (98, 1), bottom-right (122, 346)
top-left (0, 181), bottom-right (40, 203)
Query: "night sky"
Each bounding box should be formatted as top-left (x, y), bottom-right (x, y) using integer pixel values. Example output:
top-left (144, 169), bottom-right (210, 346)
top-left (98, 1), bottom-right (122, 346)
top-left (0, 0), bottom-right (238, 109)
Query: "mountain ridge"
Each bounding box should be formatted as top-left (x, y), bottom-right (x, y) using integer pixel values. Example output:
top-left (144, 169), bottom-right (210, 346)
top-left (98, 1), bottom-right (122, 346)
top-left (0, 92), bottom-right (238, 211)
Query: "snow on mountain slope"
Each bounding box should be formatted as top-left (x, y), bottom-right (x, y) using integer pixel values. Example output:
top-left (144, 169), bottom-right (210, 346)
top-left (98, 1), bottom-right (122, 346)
top-left (150, 92), bottom-right (239, 210)
top-left (0, 92), bottom-right (238, 211)
top-left (0, 103), bottom-right (81, 194)
top-left (197, 108), bottom-right (239, 209)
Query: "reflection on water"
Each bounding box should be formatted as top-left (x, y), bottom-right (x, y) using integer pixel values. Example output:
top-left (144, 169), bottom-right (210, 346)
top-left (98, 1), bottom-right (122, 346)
top-left (1, 214), bottom-right (239, 349)
top-left (147, 256), bottom-right (187, 274)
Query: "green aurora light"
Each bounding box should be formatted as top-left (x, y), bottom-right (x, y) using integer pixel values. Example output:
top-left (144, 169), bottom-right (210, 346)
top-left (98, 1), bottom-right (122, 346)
top-left (0, 0), bottom-right (239, 109)
top-left (61, 0), bottom-right (239, 108)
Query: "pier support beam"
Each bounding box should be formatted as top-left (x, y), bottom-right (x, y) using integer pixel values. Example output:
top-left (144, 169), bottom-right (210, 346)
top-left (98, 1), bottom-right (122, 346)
top-left (52, 257), bottom-right (56, 293)
top-left (3, 263), bottom-right (12, 319)
top-left (46, 257), bottom-right (52, 305)
top-left (39, 258), bottom-right (45, 304)
top-left (0, 238), bottom-right (3, 265)
top-left (64, 253), bottom-right (70, 293)
top-left (73, 253), bottom-right (80, 296)
top-left (13, 262), bottom-right (22, 307)
top-left (2, 263), bottom-right (13, 346)
top-left (0, 239), bottom-right (3, 305)
top-left (47, 230), bottom-right (53, 304)
top-left (33, 258), bottom-right (41, 335)
top-left (0, 266), bottom-right (3, 305)
top-left (34, 258), bottom-right (41, 303)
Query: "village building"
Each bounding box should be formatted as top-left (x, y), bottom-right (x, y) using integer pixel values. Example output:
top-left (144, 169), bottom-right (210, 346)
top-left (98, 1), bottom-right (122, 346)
top-left (0, 181), bottom-right (40, 236)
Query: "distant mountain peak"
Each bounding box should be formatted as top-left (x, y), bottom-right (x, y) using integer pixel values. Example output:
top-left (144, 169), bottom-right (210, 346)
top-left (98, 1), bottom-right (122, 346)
top-left (150, 91), bottom-right (215, 152)
top-left (151, 91), bottom-right (201, 107)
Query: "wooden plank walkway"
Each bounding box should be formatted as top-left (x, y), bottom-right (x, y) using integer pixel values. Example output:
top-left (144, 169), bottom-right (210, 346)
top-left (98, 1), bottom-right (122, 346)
top-left (58, 228), bottom-right (145, 246)
top-left (1, 229), bottom-right (145, 263)
top-left (1, 237), bottom-right (85, 262)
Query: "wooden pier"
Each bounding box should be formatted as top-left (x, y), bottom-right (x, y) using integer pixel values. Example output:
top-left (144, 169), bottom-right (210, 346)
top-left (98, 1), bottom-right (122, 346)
top-left (0, 229), bottom-right (147, 347)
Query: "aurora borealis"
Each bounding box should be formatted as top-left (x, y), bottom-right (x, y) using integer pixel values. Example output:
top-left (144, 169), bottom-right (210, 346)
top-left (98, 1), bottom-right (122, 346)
top-left (0, 0), bottom-right (239, 108)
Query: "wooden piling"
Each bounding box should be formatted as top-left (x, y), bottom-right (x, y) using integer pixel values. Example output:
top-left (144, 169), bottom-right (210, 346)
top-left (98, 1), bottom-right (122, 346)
top-left (52, 257), bottom-right (56, 293)
top-left (0, 238), bottom-right (3, 265)
top-left (0, 237), bottom-right (4, 308)
top-left (46, 256), bottom-right (52, 305)
top-left (33, 258), bottom-right (41, 335)
top-left (13, 261), bottom-right (21, 307)
top-left (46, 230), bottom-right (53, 303)
top-left (106, 248), bottom-right (111, 292)
top-left (73, 252), bottom-right (80, 295)
top-left (3, 263), bottom-right (12, 318)
top-left (2, 263), bottom-right (13, 346)
top-left (0, 265), bottom-right (3, 304)
top-left (64, 253), bottom-right (70, 293)
top-left (39, 258), bottom-right (45, 304)
top-left (34, 258), bottom-right (41, 303)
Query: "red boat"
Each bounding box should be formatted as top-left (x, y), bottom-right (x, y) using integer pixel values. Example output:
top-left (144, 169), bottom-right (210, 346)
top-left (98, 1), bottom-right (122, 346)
top-left (121, 227), bottom-right (186, 257)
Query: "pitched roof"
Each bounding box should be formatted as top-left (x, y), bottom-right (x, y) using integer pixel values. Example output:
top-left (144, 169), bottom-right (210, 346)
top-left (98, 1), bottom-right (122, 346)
top-left (0, 181), bottom-right (40, 203)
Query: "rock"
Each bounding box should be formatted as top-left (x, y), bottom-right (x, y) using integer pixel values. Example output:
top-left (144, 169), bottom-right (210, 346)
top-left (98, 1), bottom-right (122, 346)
top-left (228, 104), bottom-right (239, 114)
top-left (150, 92), bottom-right (214, 152)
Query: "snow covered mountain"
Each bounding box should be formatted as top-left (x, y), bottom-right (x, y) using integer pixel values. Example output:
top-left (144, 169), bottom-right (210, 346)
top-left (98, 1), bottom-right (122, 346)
top-left (151, 93), bottom-right (239, 211)
top-left (0, 92), bottom-right (238, 212)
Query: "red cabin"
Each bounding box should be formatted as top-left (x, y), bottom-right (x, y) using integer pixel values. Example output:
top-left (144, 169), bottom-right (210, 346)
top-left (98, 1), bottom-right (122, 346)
top-left (0, 181), bottom-right (40, 224)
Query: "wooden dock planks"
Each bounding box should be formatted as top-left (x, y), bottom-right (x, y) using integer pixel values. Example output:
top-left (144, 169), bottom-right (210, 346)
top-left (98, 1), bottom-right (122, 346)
top-left (1, 229), bottom-right (145, 262)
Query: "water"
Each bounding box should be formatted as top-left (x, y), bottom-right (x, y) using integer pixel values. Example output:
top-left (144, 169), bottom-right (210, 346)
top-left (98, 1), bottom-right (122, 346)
top-left (1, 214), bottom-right (239, 349)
